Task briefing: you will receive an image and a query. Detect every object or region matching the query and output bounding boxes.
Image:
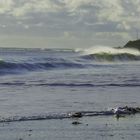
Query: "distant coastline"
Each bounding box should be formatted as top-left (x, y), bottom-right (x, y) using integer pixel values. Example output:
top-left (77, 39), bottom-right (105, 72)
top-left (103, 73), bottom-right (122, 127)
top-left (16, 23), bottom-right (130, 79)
top-left (124, 39), bottom-right (140, 50)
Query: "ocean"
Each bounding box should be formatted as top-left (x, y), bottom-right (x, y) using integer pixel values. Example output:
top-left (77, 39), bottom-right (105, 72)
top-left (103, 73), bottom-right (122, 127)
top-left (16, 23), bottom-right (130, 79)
top-left (0, 47), bottom-right (140, 140)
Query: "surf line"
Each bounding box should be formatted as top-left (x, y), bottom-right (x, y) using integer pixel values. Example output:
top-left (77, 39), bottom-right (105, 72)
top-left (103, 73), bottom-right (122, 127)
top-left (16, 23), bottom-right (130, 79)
top-left (69, 106), bottom-right (140, 118)
top-left (0, 106), bottom-right (140, 123)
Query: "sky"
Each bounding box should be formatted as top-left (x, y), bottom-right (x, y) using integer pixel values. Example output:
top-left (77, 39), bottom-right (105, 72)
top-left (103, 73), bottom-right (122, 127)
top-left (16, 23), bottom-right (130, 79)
top-left (0, 0), bottom-right (140, 48)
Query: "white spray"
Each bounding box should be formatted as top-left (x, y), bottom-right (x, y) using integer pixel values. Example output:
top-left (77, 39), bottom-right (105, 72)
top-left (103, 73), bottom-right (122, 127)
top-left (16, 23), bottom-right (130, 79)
top-left (83, 45), bottom-right (140, 56)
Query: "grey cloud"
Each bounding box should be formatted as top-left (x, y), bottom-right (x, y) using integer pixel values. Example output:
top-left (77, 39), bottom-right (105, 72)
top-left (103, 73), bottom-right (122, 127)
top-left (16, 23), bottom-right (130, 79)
top-left (0, 0), bottom-right (140, 47)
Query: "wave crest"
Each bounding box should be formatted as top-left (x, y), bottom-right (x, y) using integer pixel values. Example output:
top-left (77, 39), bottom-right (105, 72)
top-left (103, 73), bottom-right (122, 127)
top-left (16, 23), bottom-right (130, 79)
top-left (81, 46), bottom-right (140, 61)
top-left (0, 60), bottom-right (84, 75)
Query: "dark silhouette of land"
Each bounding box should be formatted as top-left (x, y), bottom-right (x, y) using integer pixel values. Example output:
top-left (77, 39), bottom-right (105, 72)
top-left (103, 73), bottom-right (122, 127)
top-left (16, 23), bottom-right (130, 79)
top-left (124, 39), bottom-right (140, 50)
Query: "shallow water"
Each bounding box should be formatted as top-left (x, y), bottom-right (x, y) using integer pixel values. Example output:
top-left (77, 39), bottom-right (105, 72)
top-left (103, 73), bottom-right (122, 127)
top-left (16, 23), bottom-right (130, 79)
top-left (0, 48), bottom-right (140, 139)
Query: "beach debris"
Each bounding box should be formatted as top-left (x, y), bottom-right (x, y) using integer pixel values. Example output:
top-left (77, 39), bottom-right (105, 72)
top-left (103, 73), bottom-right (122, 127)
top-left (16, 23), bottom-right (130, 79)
top-left (28, 134), bottom-right (32, 136)
top-left (69, 112), bottom-right (83, 118)
top-left (115, 114), bottom-right (125, 120)
top-left (72, 121), bottom-right (82, 125)
top-left (108, 106), bottom-right (140, 120)
top-left (111, 106), bottom-right (140, 115)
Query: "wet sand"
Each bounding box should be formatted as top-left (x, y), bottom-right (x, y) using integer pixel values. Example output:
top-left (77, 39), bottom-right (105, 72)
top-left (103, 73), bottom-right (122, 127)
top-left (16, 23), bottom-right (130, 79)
top-left (0, 114), bottom-right (140, 140)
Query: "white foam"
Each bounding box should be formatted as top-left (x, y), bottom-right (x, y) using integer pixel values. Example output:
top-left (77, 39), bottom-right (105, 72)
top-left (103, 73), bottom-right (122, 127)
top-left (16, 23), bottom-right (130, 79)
top-left (82, 45), bottom-right (140, 56)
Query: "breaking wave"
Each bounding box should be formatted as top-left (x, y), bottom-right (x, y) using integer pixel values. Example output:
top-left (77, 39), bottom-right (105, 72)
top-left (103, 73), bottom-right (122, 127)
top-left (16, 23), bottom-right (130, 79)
top-left (81, 46), bottom-right (140, 61)
top-left (0, 60), bottom-right (84, 75)
top-left (0, 47), bottom-right (140, 75)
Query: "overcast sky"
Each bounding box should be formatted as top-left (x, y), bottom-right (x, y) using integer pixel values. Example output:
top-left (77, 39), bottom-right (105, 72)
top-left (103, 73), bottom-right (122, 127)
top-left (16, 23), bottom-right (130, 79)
top-left (0, 0), bottom-right (140, 48)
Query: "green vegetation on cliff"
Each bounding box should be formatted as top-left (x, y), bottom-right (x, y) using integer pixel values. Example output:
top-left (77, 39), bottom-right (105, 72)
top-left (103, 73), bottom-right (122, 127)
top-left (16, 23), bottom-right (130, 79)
top-left (124, 39), bottom-right (140, 50)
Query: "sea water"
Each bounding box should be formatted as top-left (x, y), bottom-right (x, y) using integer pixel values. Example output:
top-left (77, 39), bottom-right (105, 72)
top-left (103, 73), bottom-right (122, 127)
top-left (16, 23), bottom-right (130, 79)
top-left (0, 47), bottom-right (140, 139)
